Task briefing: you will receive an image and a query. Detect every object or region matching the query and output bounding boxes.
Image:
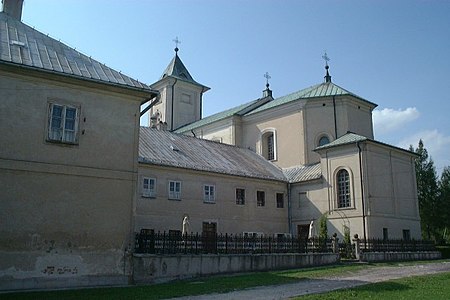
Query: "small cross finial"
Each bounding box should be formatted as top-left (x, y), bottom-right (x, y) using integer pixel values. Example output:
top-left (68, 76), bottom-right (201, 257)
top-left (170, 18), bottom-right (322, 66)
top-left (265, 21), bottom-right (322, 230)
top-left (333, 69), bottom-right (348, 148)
top-left (264, 72), bottom-right (271, 88)
top-left (322, 51), bottom-right (330, 67)
top-left (173, 36), bottom-right (181, 53)
top-left (322, 51), bottom-right (332, 83)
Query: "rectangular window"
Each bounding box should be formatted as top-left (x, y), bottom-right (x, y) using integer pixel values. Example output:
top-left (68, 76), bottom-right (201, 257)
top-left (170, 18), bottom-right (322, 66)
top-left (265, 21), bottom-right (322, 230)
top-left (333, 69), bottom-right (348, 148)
top-left (257, 190), bottom-right (265, 207)
top-left (203, 185), bottom-right (215, 203)
top-left (142, 177), bottom-right (156, 198)
top-left (48, 103), bottom-right (79, 144)
top-left (236, 188), bottom-right (245, 205)
top-left (168, 181), bottom-right (181, 200)
top-left (276, 193), bottom-right (284, 208)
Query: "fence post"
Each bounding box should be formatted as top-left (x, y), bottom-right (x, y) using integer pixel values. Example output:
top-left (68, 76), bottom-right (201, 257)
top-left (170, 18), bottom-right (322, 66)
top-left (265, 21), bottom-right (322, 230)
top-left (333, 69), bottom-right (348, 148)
top-left (353, 234), bottom-right (361, 261)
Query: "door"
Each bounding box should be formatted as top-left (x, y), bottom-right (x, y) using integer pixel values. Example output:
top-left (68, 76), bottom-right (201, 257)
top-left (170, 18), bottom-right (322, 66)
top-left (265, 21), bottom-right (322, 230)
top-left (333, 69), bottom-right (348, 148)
top-left (202, 222), bottom-right (217, 253)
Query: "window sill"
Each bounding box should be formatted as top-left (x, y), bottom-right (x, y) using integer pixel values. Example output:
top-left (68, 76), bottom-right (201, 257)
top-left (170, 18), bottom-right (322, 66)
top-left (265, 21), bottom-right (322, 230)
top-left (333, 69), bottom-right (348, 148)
top-left (168, 198), bottom-right (181, 201)
top-left (203, 201), bottom-right (216, 204)
top-left (142, 195), bottom-right (156, 199)
top-left (46, 139), bottom-right (79, 146)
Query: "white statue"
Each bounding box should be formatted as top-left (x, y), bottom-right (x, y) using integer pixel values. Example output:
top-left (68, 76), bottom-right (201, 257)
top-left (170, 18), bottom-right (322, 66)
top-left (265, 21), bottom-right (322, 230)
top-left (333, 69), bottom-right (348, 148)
top-left (182, 216), bottom-right (190, 235)
top-left (309, 220), bottom-right (314, 238)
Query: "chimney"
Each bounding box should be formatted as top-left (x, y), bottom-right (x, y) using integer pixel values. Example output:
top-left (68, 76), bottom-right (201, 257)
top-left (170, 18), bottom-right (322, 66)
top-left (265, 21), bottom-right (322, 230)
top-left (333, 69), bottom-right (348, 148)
top-left (2, 0), bottom-right (24, 21)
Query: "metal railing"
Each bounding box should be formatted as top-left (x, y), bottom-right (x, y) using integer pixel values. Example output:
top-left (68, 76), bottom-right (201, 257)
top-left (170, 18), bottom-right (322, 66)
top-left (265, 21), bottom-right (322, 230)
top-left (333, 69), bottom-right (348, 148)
top-left (360, 238), bottom-right (436, 252)
top-left (135, 231), bottom-right (333, 255)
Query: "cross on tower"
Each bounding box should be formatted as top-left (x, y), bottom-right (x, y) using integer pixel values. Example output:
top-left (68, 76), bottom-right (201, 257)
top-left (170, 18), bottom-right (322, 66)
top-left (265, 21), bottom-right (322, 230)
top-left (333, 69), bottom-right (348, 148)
top-left (322, 51), bottom-right (330, 67)
top-left (264, 72), bottom-right (271, 87)
top-left (173, 36), bottom-right (181, 52)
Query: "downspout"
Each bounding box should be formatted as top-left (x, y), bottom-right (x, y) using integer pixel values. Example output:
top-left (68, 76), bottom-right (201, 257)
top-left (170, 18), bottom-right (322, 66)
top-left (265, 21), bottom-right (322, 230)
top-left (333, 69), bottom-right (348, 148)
top-left (200, 86), bottom-right (207, 120)
top-left (326, 151), bottom-right (331, 213)
top-left (357, 142), bottom-right (367, 242)
top-left (287, 182), bottom-right (292, 235)
top-left (170, 78), bottom-right (178, 131)
top-left (333, 96), bottom-right (338, 138)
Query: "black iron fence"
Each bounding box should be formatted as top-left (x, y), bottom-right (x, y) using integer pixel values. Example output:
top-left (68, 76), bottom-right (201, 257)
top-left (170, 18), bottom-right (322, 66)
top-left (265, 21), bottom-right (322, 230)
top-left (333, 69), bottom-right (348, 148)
top-left (360, 238), bottom-right (436, 252)
top-left (135, 231), bottom-right (333, 255)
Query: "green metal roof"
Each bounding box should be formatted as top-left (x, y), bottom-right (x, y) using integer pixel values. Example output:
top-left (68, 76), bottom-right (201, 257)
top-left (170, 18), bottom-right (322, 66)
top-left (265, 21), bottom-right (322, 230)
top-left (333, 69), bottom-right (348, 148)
top-left (314, 132), bottom-right (417, 157)
top-left (246, 81), bottom-right (377, 115)
top-left (174, 98), bottom-right (262, 133)
top-left (175, 81), bottom-right (377, 133)
top-left (315, 132), bottom-right (368, 150)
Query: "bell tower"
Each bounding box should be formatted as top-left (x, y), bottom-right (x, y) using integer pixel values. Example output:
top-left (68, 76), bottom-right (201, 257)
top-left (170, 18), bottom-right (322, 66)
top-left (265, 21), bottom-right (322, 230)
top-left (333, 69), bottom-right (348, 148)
top-left (149, 39), bottom-right (209, 131)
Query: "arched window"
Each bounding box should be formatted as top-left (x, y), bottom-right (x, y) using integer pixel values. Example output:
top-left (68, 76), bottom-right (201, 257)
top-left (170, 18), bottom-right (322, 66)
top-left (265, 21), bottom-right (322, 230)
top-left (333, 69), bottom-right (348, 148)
top-left (318, 135), bottom-right (330, 147)
top-left (337, 169), bottom-right (351, 208)
top-left (261, 130), bottom-right (276, 161)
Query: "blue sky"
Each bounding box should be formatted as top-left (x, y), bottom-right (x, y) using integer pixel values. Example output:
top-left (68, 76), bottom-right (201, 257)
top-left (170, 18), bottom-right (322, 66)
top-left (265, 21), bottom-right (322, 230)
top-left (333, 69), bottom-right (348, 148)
top-left (19, 0), bottom-right (450, 173)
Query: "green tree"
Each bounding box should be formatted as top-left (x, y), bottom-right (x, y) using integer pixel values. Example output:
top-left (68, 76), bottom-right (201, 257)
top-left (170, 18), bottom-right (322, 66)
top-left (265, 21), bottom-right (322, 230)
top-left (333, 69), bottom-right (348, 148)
top-left (410, 140), bottom-right (439, 240)
top-left (438, 167), bottom-right (450, 242)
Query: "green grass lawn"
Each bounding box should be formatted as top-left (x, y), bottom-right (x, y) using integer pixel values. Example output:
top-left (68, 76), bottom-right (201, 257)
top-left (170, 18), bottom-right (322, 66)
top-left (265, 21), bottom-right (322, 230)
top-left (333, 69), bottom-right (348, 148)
top-left (1, 261), bottom-right (448, 300)
top-left (294, 272), bottom-right (450, 300)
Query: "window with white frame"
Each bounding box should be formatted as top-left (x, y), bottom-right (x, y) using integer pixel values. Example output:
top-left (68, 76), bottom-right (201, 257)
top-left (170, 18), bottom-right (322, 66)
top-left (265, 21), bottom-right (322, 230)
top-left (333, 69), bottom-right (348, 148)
top-left (168, 181), bottom-right (181, 200)
top-left (203, 185), bottom-right (215, 203)
top-left (261, 130), bottom-right (276, 161)
top-left (276, 193), bottom-right (284, 208)
top-left (142, 177), bottom-right (156, 198)
top-left (48, 103), bottom-right (79, 143)
top-left (236, 188), bottom-right (245, 205)
top-left (257, 190), bottom-right (265, 207)
top-left (337, 169), bottom-right (351, 208)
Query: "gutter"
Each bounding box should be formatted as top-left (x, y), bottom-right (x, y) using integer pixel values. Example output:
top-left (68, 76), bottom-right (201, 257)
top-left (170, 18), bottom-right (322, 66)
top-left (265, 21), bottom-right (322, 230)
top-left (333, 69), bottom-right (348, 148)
top-left (357, 141), bottom-right (367, 241)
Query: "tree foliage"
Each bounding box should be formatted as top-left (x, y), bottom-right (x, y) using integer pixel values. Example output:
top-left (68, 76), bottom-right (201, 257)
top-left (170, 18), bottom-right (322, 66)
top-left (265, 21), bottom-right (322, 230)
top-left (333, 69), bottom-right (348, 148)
top-left (411, 140), bottom-right (448, 242)
top-left (438, 167), bottom-right (450, 241)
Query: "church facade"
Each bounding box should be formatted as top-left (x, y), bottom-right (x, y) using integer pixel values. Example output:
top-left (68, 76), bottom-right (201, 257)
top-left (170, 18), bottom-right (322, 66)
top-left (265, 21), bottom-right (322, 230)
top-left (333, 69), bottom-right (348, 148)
top-left (145, 49), bottom-right (421, 242)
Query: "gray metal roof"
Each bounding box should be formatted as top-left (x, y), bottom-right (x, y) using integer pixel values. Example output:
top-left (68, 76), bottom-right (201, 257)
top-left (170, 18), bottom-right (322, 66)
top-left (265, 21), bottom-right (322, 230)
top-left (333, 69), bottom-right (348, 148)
top-left (139, 127), bottom-right (287, 182)
top-left (283, 163), bottom-right (322, 183)
top-left (0, 12), bottom-right (154, 92)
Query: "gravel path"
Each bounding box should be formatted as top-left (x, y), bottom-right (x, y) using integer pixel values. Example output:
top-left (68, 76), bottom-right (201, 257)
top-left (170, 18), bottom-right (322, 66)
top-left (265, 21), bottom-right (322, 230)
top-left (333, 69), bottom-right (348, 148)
top-left (172, 261), bottom-right (450, 300)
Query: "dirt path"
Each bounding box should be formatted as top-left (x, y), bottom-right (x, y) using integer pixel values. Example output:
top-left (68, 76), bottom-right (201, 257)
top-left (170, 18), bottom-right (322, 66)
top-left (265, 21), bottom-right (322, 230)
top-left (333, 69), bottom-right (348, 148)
top-left (172, 261), bottom-right (450, 300)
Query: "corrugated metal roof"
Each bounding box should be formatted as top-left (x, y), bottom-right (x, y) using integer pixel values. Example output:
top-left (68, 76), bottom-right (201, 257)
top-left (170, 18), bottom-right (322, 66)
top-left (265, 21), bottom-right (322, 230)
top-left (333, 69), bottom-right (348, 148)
top-left (139, 127), bottom-right (287, 182)
top-left (246, 81), bottom-right (377, 116)
top-left (0, 12), bottom-right (154, 92)
top-left (283, 163), bottom-right (322, 183)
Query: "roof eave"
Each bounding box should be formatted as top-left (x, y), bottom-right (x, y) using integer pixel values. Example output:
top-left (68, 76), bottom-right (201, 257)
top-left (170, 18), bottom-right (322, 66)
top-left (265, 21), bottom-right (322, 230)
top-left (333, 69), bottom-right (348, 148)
top-left (0, 60), bottom-right (159, 98)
